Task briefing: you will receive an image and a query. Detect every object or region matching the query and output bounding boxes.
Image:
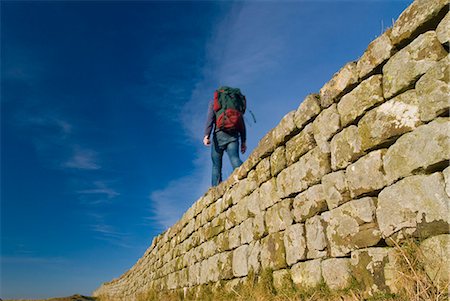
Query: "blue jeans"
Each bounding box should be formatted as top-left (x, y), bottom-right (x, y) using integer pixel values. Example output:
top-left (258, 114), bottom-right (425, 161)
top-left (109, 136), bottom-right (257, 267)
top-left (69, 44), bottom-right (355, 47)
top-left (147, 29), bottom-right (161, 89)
top-left (211, 133), bottom-right (243, 186)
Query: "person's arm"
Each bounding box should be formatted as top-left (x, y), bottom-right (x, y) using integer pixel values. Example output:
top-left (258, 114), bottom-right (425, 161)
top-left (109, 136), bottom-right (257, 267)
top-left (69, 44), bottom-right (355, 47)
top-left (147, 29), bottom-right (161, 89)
top-left (203, 101), bottom-right (215, 146)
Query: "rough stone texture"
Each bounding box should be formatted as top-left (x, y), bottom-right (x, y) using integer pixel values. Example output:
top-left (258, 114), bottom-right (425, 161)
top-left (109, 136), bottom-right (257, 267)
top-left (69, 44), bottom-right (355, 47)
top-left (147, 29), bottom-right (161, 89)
top-left (255, 157), bottom-right (271, 186)
top-left (358, 90), bottom-right (422, 151)
top-left (218, 252), bottom-right (234, 280)
top-left (247, 240), bottom-right (261, 274)
top-left (350, 248), bottom-right (394, 297)
top-left (294, 94), bottom-right (322, 129)
top-left (383, 31), bottom-right (447, 99)
top-left (277, 147), bottom-right (331, 198)
top-left (284, 223), bottom-right (307, 266)
top-left (330, 125), bottom-right (365, 170)
top-left (259, 178), bottom-right (281, 211)
top-left (272, 269), bottom-right (292, 292)
top-left (444, 166), bottom-right (450, 197)
top-left (320, 62), bottom-right (359, 108)
top-left (390, 0), bottom-right (449, 46)
top-left (265, 199), bottom-right (293, 234)
top-left (322, 197), bottom-right (381, 257)
top-left (240, 218), bottom-right (254, 244)
top-left (357, 29), bottom-right (395, 79)
top-left (246, 190), bottom-right (261, 217)
top-left (312, 104), bottom-right (341, 152)
top-left (346, 150), bottom-right (389, 198)
top-left (419, 234), bottom-right (450, 287)
top-left (416, 55), bottom-right (449, 122)
top-left (270, 146), bottom-right (287, 177)
top-left (260, 231), bottom-right (287, 270)
top-left (273, 110), bottom-right (297, 147)
top-left (338, 75), bottom-right (385, 127)
top-left (377, 173), bottom-right (450, 242)
top-left (383, 118), bottom-right (450, 184)
top-left (292, 184), bottom-right (328, 223)
top-left (228, 226), bottom-right (241, 250)
top-left (291, 259), bottom-right (322, 289)
top-left (232, 245), bottom-right (248, 277)
top-left (322, 171), bottom-right (351, 210)
top-left (436, 12), bottom-right (450, 44)
top-left (285, 123), bottom-right (316, 166)
top-left (322, 258), bottom-right (351, 290)
top-left (305, 215), bottom-right (328, 259)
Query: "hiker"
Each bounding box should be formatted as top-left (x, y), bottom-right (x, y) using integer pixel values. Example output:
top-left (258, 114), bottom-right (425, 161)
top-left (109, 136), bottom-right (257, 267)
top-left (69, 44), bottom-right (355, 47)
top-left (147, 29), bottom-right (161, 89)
top-left (203, 86), bottom-right (247, 186)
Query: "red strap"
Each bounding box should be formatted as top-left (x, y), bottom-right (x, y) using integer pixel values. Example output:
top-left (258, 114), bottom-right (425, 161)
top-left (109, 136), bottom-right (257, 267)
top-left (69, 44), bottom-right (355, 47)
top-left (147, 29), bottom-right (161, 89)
top-left (213, 90), bottom-right (221, 112)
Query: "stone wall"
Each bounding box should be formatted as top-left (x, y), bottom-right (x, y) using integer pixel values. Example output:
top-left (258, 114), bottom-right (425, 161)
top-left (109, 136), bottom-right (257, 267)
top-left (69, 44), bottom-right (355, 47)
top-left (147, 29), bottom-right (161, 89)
top-left (94, 0), bottom-right (450, 299)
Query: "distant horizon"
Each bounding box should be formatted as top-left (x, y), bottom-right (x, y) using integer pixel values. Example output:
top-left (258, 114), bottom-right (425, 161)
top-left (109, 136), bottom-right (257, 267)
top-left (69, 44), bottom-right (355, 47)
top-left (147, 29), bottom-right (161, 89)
top-left (1, 0), bottom-right (410, 299)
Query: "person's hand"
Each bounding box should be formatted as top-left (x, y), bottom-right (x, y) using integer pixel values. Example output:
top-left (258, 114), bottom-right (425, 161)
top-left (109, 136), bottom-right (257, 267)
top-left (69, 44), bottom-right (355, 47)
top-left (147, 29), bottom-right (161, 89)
top-left (241, 142), bottom-right (247, 154)
top-left (203, 135), bottom-right (211, 146)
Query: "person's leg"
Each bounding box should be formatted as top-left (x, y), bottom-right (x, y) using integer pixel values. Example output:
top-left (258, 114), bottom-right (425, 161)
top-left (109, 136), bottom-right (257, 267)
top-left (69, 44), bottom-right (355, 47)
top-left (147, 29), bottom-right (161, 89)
top-left (225, 140), bottom-right (243, 170)
top-left (211, 135), bottom-right (224, 186)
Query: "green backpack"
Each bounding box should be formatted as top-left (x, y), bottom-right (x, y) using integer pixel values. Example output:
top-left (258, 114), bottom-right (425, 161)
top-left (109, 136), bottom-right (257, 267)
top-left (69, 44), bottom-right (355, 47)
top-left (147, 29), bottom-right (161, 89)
top-left (213, 86), bottom-right (246, 132)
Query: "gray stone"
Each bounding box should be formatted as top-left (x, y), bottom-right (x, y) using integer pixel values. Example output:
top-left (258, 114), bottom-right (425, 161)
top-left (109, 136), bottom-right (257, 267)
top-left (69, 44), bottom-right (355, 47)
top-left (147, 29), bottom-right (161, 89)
top-left (240, 218), bottom-right (254, 244)
top-left (291, 259), bottom-right (323, 289)
top-left (416, 55), bottom-right (449, 122)
top-left (444, 167), bottom-right (450, 197)
top-left (277, 147), bottom-right (331, 198)
top-left (436, 12), bottom-right (450, 44)
top-left (383, 31), bottom-right (447, 99)
top-left (377, 173), bottom-right (450, 243)
top-left (420, 234), bottom-right (450, 288)
top-left (294, 94), bottom-right (322, 129)
top-left (246, 190), bottom-right (261, 217)
top-left (305, 215), bottom-right (328, 259)
top-left (228, 226), bottom-right (241, 250)
top-left (284, 223), bottom-right (307, 266)
top-left (248, 240), bottom-right (261, 274)
top-left (322, 197), bottom-right (382, 257)
top-left (292, 184), bottom-right (328, 223)
top-left (358, 90), bottom-right (422, 152)
top-left (253, 212), bottom-right (267, 240)
top-left (320, 62), bottom-right (359, 108)
top-left (322, 171), bottom-right (351, 210)
top-left (255, 157), bottom-right (271, 186)
top-left (261, 231), bottom-right (287, 270)
top-left (312, 104), bottom-right (341, 151)
top-left (346, 150), bottom-right (389, 198)
top-left (218, 252), bottom-right (234, 280)
top-left (270, 146), bottom-right (287, 176)
top-left (338, 75), bottom-right (385, 127)
top-left (322, 258), bottom-right (352, 290)
top-left (265, 199), bottom-right (293, 234)
top-left (330, 125), bottom-right (365, 170)
top-left (232, 244), bottom-right (248, 277)
top-left (390, 0), bottom-right (449, 46)
top-left (259, 178), bottom-right (281, 211)
top-left (285, 123), bottom-right (316, 165)
top-left (383, 118), bottom-right (450, 184)
top-left (273, 110), bottom-right (298, 147)
top-left (357, 29), bottom-right (395, 79)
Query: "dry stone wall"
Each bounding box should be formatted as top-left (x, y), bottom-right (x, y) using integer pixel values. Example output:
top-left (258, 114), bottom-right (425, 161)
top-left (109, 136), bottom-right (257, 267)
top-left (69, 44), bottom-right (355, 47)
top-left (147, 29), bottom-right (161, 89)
top-left (94, 0), bottom-right (450, 299)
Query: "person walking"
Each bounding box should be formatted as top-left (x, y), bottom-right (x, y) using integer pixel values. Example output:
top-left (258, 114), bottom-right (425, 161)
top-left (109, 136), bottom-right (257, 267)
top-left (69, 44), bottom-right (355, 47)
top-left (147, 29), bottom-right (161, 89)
top-left (203, 86), bottom-right (247, 186)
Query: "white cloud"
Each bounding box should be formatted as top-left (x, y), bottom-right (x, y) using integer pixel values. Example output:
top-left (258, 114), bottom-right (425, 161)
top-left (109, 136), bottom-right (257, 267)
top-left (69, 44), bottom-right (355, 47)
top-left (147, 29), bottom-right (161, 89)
top-left (63, 147), bottom-right (100, 170)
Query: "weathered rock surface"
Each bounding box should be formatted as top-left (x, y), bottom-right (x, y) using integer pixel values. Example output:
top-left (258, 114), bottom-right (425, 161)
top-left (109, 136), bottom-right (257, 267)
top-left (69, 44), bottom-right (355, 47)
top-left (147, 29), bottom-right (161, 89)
top-left (255, 157), bottom-right (271, 186)
top-left (322, 258), bottom-right (351, 290)
top-left (383, 118), bottom-right (450, 184)
top-left (285, 124), bottom-right (316, 165)
top-left (377, 173), bottom-right (450, 242)
top-left (330, 125), bottom-right (365, 170)
top-left (320, 62), bottom-right (359, 108)
top-left (292, 184), bottom-right (328, 222)
top-left (322, 171), bottom-right (351, 210)
top-left (444, 166), bottom-right (450, 197)
top-left (419, 234), bottom-right (450, 287)
top-left (273, 111), bottom-right (297, 147)
top-left (313, 104), bottom-right (341, 151)
top-left (338, 75), bottom-right (384, 127)
top-left (322, 197), bottom-right (381, 257)
top-left (416, 55), bottom-right (449, 122)
top-left (261, 231), bottom-right (287, 270)
top-left (270, 146), bottom-right (287, 177)
top-left (272, 269), bottom-right (291, 292)
top-left (232, 245), bottom-right (248, 277)
top-left (305, 215), bottom-right (328, 259)
top-left (265, 199), bottom-right (293, 234)
top-left (259, 179), bottom-right (281, 211)
top-left (294, 94), bottom-right (322, 129)
top-left (436, 12), bottom-right (450, 44)
top-left (383, 31), bottom-right (447, 99)
top-left (291, 259), bottom-right (323, 289)
top-left (284, 223), bottom-right (307, 266)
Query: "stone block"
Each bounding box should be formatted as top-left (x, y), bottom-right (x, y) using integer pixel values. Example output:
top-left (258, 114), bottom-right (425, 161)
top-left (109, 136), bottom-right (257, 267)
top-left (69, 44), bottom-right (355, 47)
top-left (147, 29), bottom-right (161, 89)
top-left (284, 223), bottom-right (307, 266)
top-left (285, 123), bottom-right (316, 165)
top-left (273, 269), bottom-right (292, 292)
top-left (259, 178), bottom-right (281, 210)
top-left (294, 94), bottom-right (322, 129)
top-left (444, 166), bottom-right (450, 197)
top-left (265, 198), bottom-right (293, 234)
top-left (277, 147), bottom-right (331, 198)
top-left (291, 259), bottom-right (323, 289)
top-left (253, 212), bottom-right (267, 240)
top-left (420, 234), bottom-right (450, 288)
top-left (357, 29), bottom-right (395, 79)
top-left (358, 90), bottom-right (422, 151)
top-left (255, 157), bottom-right (271, 186)
top-left (390, 0), bottom-right (449, 46)
top-left (292, 184), bottom-right (328, 222)
top-left (383, 31), bottom-right (447, 99)
top-left (436, 12), bottom-right (450, 44)
top-left (188, 263), bottom-right (201, 286)
top-left (270, 146), bottom-right (287, 176)
top-left (338, 75), bottom-right (385, 127)
top-left (312, 104), bottom-right (341, 151)
top-left (232, 244), bottom-right (249, 277)
top-left (228, 226), bottom-right (241, 250)
top-left (255, 128), bottom-right (277, 160)
top-left (248, 240), bottom-right (262, 274)
top-left (377, 173), bottom-right (450, 243)
top-left (346, 150), bottom-right (389, 198)
top-left (330, 125), bottom-right (365, 170)
top-left (240, 218), bottom-right (254, 244)
top-left (246, 190), bottom-right (261, 217)
top-left (416, 55), bottom-right (449, 122)
top-left (273, 110), bottom-right (298, 147)
top-left (261, 231), bottom-right (287, 270)
top-left (320, 62), bottom-right (359, 108)
top-left (305, 215), bottom-right (328, 259)
top-left (322, 258), bottom-right (351, 290)
top-left (322, 197), bottom-right (382, 257)
top-left (322, 171), bottom-right (351, 210)
top-left (383, 118), bottom-right (450, 184)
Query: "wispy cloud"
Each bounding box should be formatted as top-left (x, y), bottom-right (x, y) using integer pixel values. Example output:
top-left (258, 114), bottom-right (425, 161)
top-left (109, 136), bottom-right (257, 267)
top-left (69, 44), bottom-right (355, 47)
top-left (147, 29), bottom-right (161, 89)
top-left (88, 213), bottom-right (131, 248)
top-left (63, 146), bottom-right (100, 170)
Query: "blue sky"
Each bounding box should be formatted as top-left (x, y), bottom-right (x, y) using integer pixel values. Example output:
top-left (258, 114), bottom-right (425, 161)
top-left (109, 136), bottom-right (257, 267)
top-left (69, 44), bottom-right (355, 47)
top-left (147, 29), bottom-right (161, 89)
top-left (1, 0), bottom-right (409, 299)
